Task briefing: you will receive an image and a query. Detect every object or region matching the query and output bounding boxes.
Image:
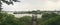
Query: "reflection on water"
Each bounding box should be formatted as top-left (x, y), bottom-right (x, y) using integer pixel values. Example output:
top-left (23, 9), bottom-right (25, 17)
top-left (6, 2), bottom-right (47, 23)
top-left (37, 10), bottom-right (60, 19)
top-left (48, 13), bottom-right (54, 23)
top-left (7, 12), bottom-right (42, 18)
top-left (13, 14), bottom-right (42, 18)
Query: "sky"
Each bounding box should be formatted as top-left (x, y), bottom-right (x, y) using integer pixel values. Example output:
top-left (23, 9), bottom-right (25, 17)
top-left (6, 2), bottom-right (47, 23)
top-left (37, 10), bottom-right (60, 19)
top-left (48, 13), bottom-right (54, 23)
top-left (2, 0), bottom-right (60, 11)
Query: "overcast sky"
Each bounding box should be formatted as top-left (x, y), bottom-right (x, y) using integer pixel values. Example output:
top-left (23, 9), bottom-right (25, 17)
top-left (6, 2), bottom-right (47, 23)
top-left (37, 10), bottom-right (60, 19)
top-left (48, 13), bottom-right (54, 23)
top-left (2, 0), bottom-right (60, 11)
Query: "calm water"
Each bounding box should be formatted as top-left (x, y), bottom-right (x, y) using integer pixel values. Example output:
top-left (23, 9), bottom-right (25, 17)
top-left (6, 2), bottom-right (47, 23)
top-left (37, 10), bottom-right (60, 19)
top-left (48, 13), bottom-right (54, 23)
top-left (14, 14), bottom-right (42, 18)
top-left (7, 12), bottom-right (42, 18)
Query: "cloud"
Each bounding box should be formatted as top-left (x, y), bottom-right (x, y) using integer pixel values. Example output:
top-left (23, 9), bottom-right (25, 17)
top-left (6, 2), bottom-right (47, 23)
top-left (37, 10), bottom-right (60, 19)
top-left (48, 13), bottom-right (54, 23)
top-left (43, 0), bottom-right (60, 11)
top-left (48, 0), bottom-right (60, 2)
top-left (2, 0), bottom-right (60, 11)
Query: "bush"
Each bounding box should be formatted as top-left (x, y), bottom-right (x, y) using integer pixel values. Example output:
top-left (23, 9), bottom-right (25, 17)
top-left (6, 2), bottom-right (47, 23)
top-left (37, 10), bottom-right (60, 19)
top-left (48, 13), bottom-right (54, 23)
top-left (18, 16), bottom-right (32, 25)
top-left (0, 13), bottom-right (18, 25)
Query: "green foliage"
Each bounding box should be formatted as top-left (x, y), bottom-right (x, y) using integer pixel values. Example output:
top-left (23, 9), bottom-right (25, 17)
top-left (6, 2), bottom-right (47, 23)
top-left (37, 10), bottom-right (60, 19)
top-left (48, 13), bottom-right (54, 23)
top-left (0, 12), bottom-right (60, 25)
top-left (42, 13), bottom-right (60, 21)
top-left (1, 0), bottom-right (20, 5)
top-left (18, 16), bottom-right (32, 25)
top-left (0, 13), bottom-right (18, 25)
top-left (37, 18), bottom-right (43, 25)
top-left (0, 0), bottom-right (20, 12)
top-left (0, 12), bottom-right (32, 25)
top-left (41, 13), bottom-right (60, 25)
top-left (43, 16), bottom-right (60, 25)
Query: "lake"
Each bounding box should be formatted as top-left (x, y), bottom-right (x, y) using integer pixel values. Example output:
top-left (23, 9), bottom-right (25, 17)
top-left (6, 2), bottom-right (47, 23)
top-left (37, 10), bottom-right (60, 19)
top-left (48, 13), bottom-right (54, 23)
top-left (7, 12), bottom-right (42, 18)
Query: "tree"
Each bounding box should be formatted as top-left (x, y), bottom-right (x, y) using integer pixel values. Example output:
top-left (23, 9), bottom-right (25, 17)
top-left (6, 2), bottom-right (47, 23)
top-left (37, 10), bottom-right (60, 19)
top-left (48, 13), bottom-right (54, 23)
top-left (0, 0), bottom-right (20, 25)
top-left (42, 13), bottom-right (60, 21)
top-left (0, 0), bottom-right (20, 11)
top-left (1, 0), bottom-right (20, 5)
top-left (41, 12), bottom-right (60, 25)
top-left (2, 14), bottom-right (18, 25)
top-left (0, 12), bottom-right (18, 25)
top-left (43, 16), bottom-right (60, 25)
top-left (41, 13), bottom-right (60, 25)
